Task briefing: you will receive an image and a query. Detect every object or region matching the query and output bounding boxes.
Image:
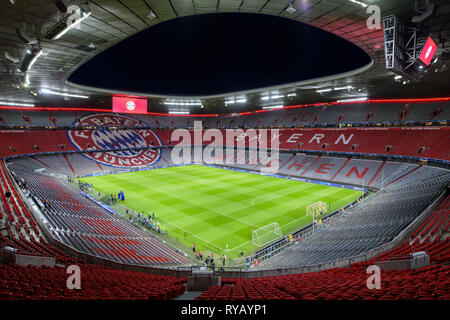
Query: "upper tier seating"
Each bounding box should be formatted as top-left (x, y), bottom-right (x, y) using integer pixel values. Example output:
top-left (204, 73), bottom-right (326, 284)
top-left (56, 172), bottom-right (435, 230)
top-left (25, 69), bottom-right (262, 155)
top-left (0, 102), bottom-right (449, 128)
top-left (1, 126), bottom-right (449, 161)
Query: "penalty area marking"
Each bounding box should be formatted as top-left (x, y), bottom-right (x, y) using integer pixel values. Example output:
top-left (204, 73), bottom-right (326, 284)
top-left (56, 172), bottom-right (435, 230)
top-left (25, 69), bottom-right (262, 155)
top-left (125, 200), bottom-right (228, 253)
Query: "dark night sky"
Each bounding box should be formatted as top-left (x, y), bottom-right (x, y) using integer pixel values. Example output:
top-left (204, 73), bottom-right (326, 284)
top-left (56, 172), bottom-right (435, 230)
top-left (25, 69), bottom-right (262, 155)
top-left (69, 13), bottom-right (372, 97)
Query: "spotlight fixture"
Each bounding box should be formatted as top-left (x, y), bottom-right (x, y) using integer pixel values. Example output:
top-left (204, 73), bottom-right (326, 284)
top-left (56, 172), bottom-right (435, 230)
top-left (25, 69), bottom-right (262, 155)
top-left (19, 48), bottom-right (42, 73)
top-left (337, 97), bottom-right (368, 103)
top-left (53, 11), bottom-right (92, 40)
top-left (349, 0), bottom-right (368, 8)
top-left (316, 88), bottom-right (333, 93)
top-left (23, 73), bottom-right (30, 86)
top-left (0, 100), bottom-right (35, 107)
top-left (261, 94), bottom-right (284, 101)
top-left (39, 88), bottom-right (89, 99)
top-left (225, 97), bottom-right (247, 105)
top-left (286, 4), bottom-right (296, 14)
top-left (164, 100), bottom-right (202, 106)
top-left (169, 111), bottom-right (189, 115)
top-left (147, 10), bottom-right (157, 19)
top-left (262, 105), bottom-right (284, 110)
top-left (334, 85), bottom-right (354, 91)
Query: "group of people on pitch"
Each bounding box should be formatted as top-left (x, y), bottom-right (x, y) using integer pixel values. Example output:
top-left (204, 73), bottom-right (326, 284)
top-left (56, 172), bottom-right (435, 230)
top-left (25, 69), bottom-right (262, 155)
top-left (192, 242), bottom-right (227, 270)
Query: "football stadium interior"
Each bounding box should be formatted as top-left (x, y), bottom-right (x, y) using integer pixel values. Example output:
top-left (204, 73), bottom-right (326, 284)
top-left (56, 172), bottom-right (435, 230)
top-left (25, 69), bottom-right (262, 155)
top-left (0, 0), bottom-right (449, 303)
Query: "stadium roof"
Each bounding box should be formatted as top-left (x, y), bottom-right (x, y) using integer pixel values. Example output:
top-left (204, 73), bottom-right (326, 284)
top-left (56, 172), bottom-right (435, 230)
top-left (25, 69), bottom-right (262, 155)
top-left (0, 0), bottom-right (449, 114)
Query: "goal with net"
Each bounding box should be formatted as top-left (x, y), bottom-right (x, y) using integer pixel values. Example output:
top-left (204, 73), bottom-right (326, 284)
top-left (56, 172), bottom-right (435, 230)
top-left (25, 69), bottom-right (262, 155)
top-left (306, 201), bottom-right (328, 219)
top-left (252, 222), bottom-right (282, 247)
top-left (306, 201), bottom-right (329, 231)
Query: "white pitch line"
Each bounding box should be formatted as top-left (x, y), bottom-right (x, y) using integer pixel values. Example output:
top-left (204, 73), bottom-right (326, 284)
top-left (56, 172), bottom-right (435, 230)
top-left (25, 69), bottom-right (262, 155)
top-left (108, 168), bottom-right (361, 253)
top-left (126, 200), bottom-right (227, 252)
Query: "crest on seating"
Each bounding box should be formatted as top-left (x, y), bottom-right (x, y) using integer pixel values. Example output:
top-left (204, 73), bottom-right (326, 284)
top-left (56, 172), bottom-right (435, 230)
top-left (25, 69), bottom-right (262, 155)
top-left (67, 114), bottom-right (162, 167)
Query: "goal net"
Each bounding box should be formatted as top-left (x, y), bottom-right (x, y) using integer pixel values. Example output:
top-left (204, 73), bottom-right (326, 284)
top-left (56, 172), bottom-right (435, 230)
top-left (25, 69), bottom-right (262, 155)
top-left (306, 201), bottom-right (328, 222)
top-left (92, 170), bottom-right (109, 177)
top-left (253, 222), bottom-right (282, 247)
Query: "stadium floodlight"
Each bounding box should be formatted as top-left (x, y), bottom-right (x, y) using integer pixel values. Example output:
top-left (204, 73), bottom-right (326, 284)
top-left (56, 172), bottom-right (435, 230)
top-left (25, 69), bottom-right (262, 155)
top-left (0, 101), bottom-right (35, 107)
top-left (287, 93), bottom-right (297, 97)
top-left (53, 11), bottom-right (92, 40)
top-left (23, 48), bottom-right (42, 72)
top-left (349, 0), bottom-right (367, 8)
top-left (286, 4), bottom-right (296, 14)
top-left (39, 88), bottom-right (89, 99)
top-left (225, 97), bottom-right (247, 105)
top-left (394, 75), bottom-right (403, 80)
top-left (147, 10), bottom-right (157, 19)
top-left (261, 94), bottom-right (284, 101)
top-left (337, 97), bottom-right (368, 103)
top-left (169, 111), bottom-right (189, 115)
top-left (334, 85), bottom-right (353, 91)
top-left (24, 74), bottom-right (30, 86)
top-left (262, 105), bottom-right (284, 110)
top-left (316, 88), bottom-right (332, 93)
top-left (164, 100), bottom-right (202, 106)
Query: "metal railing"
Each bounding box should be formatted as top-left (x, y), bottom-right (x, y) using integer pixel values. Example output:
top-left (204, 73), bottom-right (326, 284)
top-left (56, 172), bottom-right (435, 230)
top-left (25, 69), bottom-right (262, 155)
top-left (230, 190), bottom-right (373, 268)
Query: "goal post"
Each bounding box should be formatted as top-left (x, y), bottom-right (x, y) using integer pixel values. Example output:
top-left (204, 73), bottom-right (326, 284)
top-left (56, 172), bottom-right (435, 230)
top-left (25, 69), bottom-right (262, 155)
top-left (306, 201), bottom-right (328, 218)
top-left (306, 201), bottom-right (328, 230)
top-left (252, 222), bottom-right (282, 247)
top-left (92, 170), bottom-right (109, 177)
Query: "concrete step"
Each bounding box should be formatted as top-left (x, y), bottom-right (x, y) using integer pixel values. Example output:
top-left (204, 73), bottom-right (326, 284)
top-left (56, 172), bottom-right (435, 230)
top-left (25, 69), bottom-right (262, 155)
top-left (173, 290), bottom-right (203, 300)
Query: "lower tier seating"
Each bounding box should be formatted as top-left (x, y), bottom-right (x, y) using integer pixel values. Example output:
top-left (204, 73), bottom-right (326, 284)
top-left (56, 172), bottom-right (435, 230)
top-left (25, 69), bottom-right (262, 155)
top-left (0, 263), bottom-right (186, 300)
top-left (196, 263), bottom-right (449, 300)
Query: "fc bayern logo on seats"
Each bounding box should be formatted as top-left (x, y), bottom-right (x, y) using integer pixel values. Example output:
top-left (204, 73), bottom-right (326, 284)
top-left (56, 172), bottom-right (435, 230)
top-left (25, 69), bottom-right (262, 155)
top-left (67, 114), bottom-right (162, 168)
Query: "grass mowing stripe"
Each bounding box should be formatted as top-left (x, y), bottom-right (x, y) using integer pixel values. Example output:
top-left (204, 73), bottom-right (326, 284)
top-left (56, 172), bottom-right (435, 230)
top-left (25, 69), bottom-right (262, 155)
top-left (80, 165), bottom-right (363, 258)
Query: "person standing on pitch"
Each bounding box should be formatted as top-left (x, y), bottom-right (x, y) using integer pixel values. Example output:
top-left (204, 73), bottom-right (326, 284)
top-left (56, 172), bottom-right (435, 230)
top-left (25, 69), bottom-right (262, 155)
top-left (192, 242), bottom-right (196, 253)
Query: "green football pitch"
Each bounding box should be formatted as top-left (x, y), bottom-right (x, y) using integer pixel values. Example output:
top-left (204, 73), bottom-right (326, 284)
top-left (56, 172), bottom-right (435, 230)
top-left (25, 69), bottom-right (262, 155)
top-left (79, 165), bottom-right (363, 258)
